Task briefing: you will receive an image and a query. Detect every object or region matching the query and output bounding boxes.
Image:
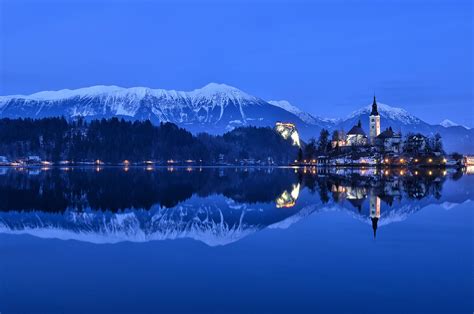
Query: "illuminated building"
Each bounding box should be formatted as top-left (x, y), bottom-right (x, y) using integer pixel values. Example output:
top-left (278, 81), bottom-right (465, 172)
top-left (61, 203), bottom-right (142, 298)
top-left (275, 122), bottom-right (301, 147)
top-left (275, 183), bottom-right (300, 208)
top-left (369, 95), bottom-right (381, 144)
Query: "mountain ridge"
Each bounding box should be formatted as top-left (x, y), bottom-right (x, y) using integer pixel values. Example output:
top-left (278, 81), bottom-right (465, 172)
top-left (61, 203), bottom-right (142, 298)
top-left (1, 83), bottom-right (472, 153)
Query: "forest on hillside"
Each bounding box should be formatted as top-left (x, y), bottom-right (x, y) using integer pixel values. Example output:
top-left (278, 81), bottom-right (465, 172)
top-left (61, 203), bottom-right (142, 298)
top-left (0, 117), bottom-right (298, 164)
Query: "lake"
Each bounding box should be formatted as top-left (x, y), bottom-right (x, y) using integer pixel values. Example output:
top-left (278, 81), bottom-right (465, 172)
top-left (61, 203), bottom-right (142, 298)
top-left (0, 166), bottom-right (472, 313)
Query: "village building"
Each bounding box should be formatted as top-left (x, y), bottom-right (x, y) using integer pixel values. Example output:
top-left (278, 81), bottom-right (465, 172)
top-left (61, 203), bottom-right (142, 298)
top-left (345, 120), bottom-right (368, 146)
top-left (375, 127), bottom-right (402, 153)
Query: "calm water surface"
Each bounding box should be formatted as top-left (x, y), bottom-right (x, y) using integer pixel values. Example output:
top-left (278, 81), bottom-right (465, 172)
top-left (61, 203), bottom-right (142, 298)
top-left (0, 167), bottom-right (472, 313)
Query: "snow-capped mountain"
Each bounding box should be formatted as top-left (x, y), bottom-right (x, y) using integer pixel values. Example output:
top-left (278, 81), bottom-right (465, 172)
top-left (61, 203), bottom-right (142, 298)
top-left (1, 84), bottom-right (473, 152)
top-left (440, 119), bottom-right (470, 130)
top-left (0, 83), bottom-right (320, 137)
top-left (268, 100), bottom-right (337, 127)
top-left (347, 103), bottom-right (422, 125)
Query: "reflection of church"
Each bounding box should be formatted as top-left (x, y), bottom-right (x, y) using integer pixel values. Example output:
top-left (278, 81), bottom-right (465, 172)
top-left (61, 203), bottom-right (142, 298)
top-left (331, 182), bottom-right (383, 238)
top-left (370, 194), bottom-right (381, 238)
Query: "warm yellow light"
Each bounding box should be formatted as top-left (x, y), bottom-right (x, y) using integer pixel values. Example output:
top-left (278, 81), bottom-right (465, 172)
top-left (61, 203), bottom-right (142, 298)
top-left (95, 159), bottom-right (101, 165)
top-left (443, 170), bottom-right (447, 176)
top-left (428, 158), bottom-right (433, 163)
top-left (123, 160), bottom-right (130, 165)
top-left (312, 159), bottom-right (316, 163)
top-left (384, 170), bottom-right (389, 175)
top-left (400, 158), bottom-right (404, 163)
top-left (400, 170), bottom-right (404, 175)
top-left (294, 160), bottom-right (298, 163)
top-left (443, 158), bottom-right (447, 163)
top-left (414, 159), bottom-right (418, 162)
top-left (428, 170), bottom-right (432, 175)
top-left (415, 171), bottom-right (418, 175)
top-left (304, 160), bottom-right (307, 163)
top-left (384, 159), bottom-right (389, 163)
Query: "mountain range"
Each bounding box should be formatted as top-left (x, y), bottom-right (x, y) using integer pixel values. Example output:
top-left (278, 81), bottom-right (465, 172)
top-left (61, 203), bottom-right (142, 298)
top-left (0, 83), bottom-right (472, 153)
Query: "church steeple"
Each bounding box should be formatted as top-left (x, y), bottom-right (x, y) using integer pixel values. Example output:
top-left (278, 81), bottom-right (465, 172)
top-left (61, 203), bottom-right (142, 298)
top-left (371, 217), bottom-right (378, 238)
top-left (370, 95), bottom-right (379, 116)
top-left (369, 95), bottom-right (381, 143)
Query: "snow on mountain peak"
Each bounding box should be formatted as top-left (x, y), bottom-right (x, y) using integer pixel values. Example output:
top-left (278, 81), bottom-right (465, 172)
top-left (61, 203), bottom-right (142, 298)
top-left (440, 119), bottom-right (459, 128)
top-left (268, 100), bottom-right (339, 126)
top-left (191, 83), bottom-right (256, 101)
top-left (268, 100), bottom-right (303, 115)
top-left (349, 102), bottom-right (421, 124)
top-left (11, 85), bottom-right (125, 101)
top-left (440, 119), bottom-right (470, 129)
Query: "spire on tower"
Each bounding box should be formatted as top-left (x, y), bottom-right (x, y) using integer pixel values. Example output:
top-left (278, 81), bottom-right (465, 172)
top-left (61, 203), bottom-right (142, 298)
top-left (370, 95), bottom-right (379, 116)
top-left (371, 217), bottom-right (378, 238)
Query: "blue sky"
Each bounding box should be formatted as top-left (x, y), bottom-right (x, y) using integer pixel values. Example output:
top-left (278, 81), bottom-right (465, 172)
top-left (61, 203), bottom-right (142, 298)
top-left (0, 0), bottom-right (472, 126)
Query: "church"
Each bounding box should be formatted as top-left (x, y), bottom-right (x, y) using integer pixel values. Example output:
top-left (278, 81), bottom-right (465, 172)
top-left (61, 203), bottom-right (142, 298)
top-left (331, 96), bottom-right (402, 154)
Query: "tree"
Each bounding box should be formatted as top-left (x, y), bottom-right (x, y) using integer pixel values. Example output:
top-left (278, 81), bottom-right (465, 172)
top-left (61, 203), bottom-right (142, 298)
top-left (433, 133), bottom-right (443, 152)
top-left (297, 148), bottom-right (303, 162)
top-left (304, 138), bottom-right (317, 160)
top-left (317, 129), bottom-right (330, 154)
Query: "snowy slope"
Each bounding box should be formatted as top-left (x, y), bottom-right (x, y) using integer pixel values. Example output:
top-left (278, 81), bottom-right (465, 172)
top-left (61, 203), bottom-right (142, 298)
top-left (1, 84), bottom-right (473, 152)
top-left (440, 119), bottom-right (470, 130)
top-left (268, 100), bottom-right (338, 127)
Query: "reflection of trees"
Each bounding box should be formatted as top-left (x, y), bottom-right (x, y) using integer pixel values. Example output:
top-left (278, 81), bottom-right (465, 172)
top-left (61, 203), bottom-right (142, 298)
top-left (0, 167), bottom-right (458, 214)
top-left (0, 168), bottom-right (298, 212)
top-left (299, 168), bottom-right (451, 205)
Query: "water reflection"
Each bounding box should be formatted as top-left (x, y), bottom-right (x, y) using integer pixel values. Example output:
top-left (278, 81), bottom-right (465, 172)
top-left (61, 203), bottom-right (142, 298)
top-left (0, 166), bottom-right (471, 245)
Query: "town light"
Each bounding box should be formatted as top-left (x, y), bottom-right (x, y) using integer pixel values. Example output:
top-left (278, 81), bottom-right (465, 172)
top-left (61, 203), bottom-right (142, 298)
top-left (400, 170), bottom-right (404, 176)
top-left (414, 159), bottom-right (418, 162)
top-left (384, 159), bottom-right (389, 163)
top-left (400, 158), bottom-right (404, 163)
top-left (428, 170), bottom-right (432, 175)
top-left (443, 158), bottom-right (447, 163)
top-left (415, 171), bottom-right (418, 175)
top-left (428, 158), bottom-right (433, 163)
top-left (123, 160), bottom-right (130, 165)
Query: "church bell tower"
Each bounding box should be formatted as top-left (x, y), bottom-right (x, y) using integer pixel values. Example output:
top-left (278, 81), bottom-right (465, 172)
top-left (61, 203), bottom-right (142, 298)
top-left (369, 95), bottom-right (381, 144)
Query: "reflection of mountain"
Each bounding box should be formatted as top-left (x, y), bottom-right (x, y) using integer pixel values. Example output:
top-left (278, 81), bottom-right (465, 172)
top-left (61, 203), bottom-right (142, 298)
top-left (0, 196), bottom-right (304, 246)
top-left (0, 167), bottom-right (472, 245)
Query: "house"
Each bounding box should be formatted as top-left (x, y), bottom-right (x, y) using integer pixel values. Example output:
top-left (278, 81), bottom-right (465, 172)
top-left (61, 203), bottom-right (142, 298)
top-left (345, 120), bottom-right (368, 146)
top-left (375, 127), bottom-right (402, 153)
top-left (404, 134), bottom-right (428, 154)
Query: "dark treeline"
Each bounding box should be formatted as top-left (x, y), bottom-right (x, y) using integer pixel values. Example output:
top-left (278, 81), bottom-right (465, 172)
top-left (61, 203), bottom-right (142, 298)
top-left (0, 117), bottom-right (298, 164)
top-left (0, 168), bottom-right (298, 212)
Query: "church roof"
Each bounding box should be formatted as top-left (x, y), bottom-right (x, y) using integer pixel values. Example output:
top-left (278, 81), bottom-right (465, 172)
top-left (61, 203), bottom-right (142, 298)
top-left (377, 127), bottom-right (400, 139)
top-left (347, 121), bottom-right (366, 136)
top-left (370, 96), bottom-right (379, 116)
